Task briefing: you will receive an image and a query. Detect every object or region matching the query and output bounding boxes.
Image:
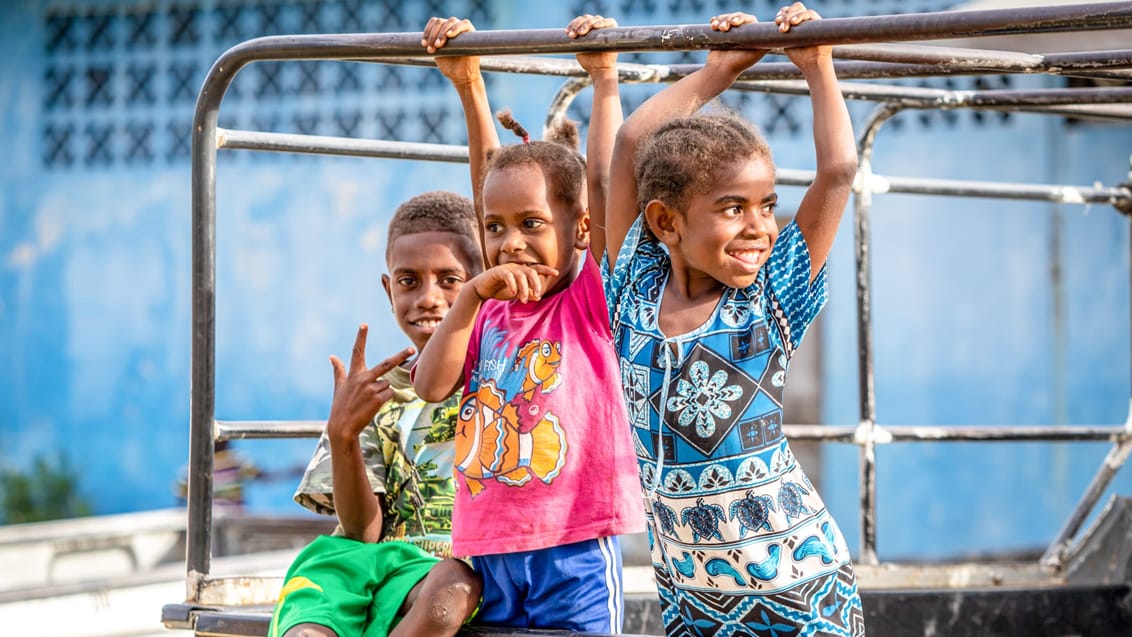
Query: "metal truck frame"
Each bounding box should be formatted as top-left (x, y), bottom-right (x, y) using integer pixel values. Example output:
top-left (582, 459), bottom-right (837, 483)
top-left (164, 2), bottom-right (1132, 635)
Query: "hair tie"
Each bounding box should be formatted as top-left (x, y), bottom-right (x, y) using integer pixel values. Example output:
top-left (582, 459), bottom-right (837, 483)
top-left (495, 109), bottom-right (530, 145)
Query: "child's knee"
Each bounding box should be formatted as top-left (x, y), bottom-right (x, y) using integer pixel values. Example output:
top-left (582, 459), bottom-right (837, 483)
top-left (283, 623), bottom-right (337, 637)
top-left (424, 560), bottom-right (482, 627)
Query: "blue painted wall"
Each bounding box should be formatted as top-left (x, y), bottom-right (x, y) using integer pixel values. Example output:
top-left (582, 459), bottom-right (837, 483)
top-left (1, 0), bottom-right (1129, 561)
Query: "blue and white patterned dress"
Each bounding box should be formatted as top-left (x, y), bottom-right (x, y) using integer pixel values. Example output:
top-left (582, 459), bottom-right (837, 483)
top-left (604, 217), bottom-right (865, 637)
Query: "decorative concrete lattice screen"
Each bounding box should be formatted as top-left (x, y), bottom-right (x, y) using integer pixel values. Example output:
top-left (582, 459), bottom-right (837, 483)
top-left (41, 0), bottom-right (1010, 170)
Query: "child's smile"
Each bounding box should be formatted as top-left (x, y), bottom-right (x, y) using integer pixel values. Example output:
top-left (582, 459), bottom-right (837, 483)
top-left (670, 156), bottom-right (778, 292)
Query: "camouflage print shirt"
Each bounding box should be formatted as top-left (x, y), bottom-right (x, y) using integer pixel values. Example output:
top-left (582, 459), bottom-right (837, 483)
top-left (293, 365), bottom-right (459, 558)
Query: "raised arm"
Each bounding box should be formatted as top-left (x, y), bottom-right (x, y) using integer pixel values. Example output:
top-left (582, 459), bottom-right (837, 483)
top-left (568, 14), bottom-right (621, 263)
top-left (776, 3), bottom-right (857, 281)
top-left (326, 325), bottom-right (414, 542)
top-left (424, 17), bottom-right (500, 261)
top-left (605, 12), bottom-right (767, 269)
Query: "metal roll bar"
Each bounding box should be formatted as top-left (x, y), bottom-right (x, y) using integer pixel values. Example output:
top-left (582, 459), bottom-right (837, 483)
top-left (187, 1), bottom-right (1132, 605)
top-left (380, 45), bottom-right (1132, 82)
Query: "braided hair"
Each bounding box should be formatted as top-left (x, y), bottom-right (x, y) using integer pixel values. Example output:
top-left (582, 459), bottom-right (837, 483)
top-left (485, 110), bottom-right (587, 216)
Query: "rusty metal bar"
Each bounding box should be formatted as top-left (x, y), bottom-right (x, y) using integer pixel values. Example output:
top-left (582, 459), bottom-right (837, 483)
top-left (376, 54), bottom-right (665, 82)
top-left (206, 3), bottom-right (1132, 62)
top-left (1041, 406), bottom-right (1132, 569)
top-left (546, 79), bottom-right (1132, 135)
top-left (545, 77), bottom-right (590, 133)
top-left (730, 83), bottom-right (1132, 108)
top-left (379, 45), bottom-right (1132, 82)
top-left (189, 50), bottom-right (229, 586)
top-left (828, 44), bottom-right (1132, 80)
top-left (852, 103), bottom-right (903, 566)
top-left (787, 424), bottom-right (1130, 443)
top-left (729, 82), bottom-right (1132, 123)
top-left (864, 174), bottom-right (1131, 208)
top-left (214, 128), bottom-right (1132, 209)
top-left (731, 45), bottom-right (1132, 81)
top-left (215, 420), bottom-right (325, 441)
top-left (218, 128), bottom-right (469, 162)
top-left (213, 418), bottom-right (1131, 443)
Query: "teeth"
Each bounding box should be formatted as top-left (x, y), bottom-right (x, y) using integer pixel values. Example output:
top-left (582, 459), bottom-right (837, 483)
top-left (412, 320), bottom-right (441, 328)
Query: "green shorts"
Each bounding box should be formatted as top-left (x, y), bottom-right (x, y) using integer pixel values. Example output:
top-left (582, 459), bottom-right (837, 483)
top-left (269, 535), bottom-right (440, 637)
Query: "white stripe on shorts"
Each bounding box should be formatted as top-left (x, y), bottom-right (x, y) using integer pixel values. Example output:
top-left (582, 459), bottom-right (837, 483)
top-left (598, 535), bottom-right (622, 634)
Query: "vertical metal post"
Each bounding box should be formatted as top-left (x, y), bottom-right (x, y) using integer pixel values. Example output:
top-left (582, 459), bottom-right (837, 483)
top-left (853, 103), bottom-right (903, 566)
top-left (187, 55), bottom-right (242, 598)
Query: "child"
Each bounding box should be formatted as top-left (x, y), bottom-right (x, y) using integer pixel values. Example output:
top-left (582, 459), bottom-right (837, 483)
top-left (270, 191), bottom-right (484, 637)
top-left (601, 4), bottom-right (866, 636)
top-left (413, 14), bottom-right (645, 633)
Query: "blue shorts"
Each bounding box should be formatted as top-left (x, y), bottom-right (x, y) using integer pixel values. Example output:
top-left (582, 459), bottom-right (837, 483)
top-left (471, 536), bottom-right (624, 632)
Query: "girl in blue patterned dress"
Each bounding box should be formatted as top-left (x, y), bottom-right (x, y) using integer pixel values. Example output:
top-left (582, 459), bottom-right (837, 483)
top-left (600, 4), bottom-right (866, 636)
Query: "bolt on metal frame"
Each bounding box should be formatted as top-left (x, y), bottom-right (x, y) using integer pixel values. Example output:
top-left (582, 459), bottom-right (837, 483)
top-left (184, 2), bottom-right (1132, 607)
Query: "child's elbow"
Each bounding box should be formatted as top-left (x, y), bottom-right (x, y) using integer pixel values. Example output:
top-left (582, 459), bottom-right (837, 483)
top-left (414, 376), bottom-right (454, 403)
top-left (615, 118), bottom-right (648, 150)
top-left (824, 157), bottom-right (859, 186)
top-left (414, 381), bottom-right (444, 403)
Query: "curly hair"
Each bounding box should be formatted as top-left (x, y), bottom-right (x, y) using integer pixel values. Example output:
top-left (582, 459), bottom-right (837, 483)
top-left (485, 111), bottom-right (586, 216)
top-left (385, 191), bottom-right (482, 271)
top-left (635, 113), bottom-right (773, 215)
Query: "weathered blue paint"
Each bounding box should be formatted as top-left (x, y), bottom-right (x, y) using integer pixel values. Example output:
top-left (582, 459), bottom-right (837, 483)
top-left (1, 0), bottom-right (1129, 561)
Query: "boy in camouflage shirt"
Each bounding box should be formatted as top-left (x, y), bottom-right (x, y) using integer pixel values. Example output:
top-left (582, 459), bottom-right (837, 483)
top-left (271, 192), bottom-right (484, 637)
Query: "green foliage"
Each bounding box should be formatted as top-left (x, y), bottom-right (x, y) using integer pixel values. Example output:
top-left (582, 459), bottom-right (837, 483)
top-left (0, 452), bottom-right (92, 525)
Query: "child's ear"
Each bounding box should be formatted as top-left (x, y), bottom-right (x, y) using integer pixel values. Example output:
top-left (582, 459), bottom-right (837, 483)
top-left (575, 208), bottom-right (591, 250)
top-left (381, 273), bottom-right (393, 306)
top-left (644, 199), bottom-right (679, 245)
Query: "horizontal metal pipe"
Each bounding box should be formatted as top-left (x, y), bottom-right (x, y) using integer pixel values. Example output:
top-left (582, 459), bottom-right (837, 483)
top-left (208, 3), bottom-right (1132, 65)
top-left (215, 420), bottom-right (324, 440)
top-left (215, 419), bottom-right (1129, 443)
top-left (833, 43), bottom-right (1132, 74)
top-left (374, 47), bottom-right (1132, 82)
top-left (217, 128), bottom-right (469, 162)
top-left (781, 168), bottom-right (1130, 208)
top-left (788, 425), bottom-right (1130, 443)
top-left (867, 175), bottom-right (1131, 206)
top-left (216, 130), bottom-right (1131, 209)
top-left (1045, 47), bottom-right (1132, 69)
top-left (732, 83), bottom-right (1132, 107)
top-left (730, 81), bottom-right (1132, 122)
top-left (733, 61), bottom-right (1132, 81)
top-left (372, 54), bottom-right (666, 82)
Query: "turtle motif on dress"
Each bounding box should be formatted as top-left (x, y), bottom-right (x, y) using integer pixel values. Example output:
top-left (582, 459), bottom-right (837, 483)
top-left (729, 489), bottom-right (776, 538)
top-left (653, 499), bottom-right (679, 536)
top-left (777, 480), bottom-right (812, 523)
top-left (680, 497), bottom-right (726, 542)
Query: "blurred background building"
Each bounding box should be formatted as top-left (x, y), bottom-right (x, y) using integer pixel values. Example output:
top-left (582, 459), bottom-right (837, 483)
top-left (1, 0), bottom-right (1130, 568)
